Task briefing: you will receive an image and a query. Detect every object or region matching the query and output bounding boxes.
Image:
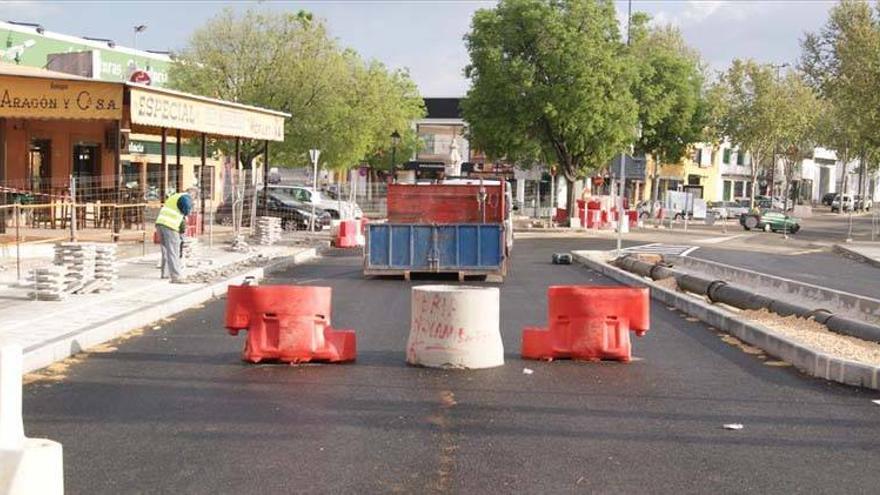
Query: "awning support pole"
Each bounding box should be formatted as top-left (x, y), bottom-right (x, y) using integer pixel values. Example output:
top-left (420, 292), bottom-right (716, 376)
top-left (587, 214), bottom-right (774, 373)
top-left (262, 140), bottom-right (269, 216)
top-left (160, 128), bottom-right (168, 200)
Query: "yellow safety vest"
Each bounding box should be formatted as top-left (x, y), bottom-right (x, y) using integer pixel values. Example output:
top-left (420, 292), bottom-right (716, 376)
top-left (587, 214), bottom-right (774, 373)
top-left (156, 193), bottom-right (185, 230)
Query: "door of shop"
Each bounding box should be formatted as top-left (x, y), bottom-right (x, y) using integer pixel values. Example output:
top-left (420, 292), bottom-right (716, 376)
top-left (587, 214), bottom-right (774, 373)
top-left (73, 144), bottom-right (99, 199)
top-left (28, 139), bottom-right (51, 193)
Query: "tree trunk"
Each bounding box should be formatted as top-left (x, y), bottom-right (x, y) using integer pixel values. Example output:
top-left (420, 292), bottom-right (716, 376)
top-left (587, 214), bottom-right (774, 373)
top-left (650, 156), bottom-right (661, 213)
top-left (565, 177), bottom-right (575, 226)
top-left (749, 151), bottom-right (760, 210)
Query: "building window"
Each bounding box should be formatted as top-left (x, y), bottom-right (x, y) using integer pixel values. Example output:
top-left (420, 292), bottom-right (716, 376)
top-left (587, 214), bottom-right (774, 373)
top-left (745, 181), bottom-right (753, 197)
top-left (734, 181), bottom-right (744, 198)
top-left (723, 148), bottom-right (732, 165)
top-left (736, 151), bottom-right (745, 166)
top-left (694, 149), bottom-right (703, 164)
top-left (723, 180), bottom-right (732, 201)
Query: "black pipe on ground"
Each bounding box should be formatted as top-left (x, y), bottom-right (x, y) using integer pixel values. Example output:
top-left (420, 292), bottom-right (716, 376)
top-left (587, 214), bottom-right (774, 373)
top-left (614, 256), bottom-right (880, 343)
top-left (825, 315), bottom-right (880, 343)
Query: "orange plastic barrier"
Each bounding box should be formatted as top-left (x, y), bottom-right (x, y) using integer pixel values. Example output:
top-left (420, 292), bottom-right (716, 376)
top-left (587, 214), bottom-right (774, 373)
top-left (333, 220), bottom-right (359, 248)
top-left (225, 285), bottom-right (356, 363)
top-left (521, 286), bottom-right (649, 362)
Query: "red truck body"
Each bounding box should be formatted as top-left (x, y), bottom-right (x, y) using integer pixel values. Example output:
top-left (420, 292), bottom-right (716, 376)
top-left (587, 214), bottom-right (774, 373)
top-left (386, 183), bottom-right (506, 224)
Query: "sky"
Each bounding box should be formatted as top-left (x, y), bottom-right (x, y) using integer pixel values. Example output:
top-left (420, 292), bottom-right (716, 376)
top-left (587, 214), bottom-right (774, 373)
top-left (3, 0), bottom-right (844, 95)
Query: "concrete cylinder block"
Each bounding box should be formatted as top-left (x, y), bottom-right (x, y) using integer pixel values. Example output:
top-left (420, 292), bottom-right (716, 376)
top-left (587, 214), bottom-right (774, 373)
top-left (407, 285), bottom-right (504, 369)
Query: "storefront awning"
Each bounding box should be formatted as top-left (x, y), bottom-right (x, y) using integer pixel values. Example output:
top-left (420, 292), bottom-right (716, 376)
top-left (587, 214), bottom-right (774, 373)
top-left (0, 63), bottom-right (123, 120)
top-left (127, 83), bottom-right (289, 142)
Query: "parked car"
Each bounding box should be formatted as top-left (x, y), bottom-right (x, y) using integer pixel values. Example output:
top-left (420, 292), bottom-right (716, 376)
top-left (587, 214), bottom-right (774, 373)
top-left (754, 195), bottom-right (785, 210)
top-left (214, 190), bottom-right (331, 230)
top-left (740, 210), bottom-right (801, 234)
top-left (821, 192), bottom-right (837, 206)
top-left (707, 201), bottom-right (750, 219)
top-left (831, 194), bottom-right (854, 212)
top-left (268, 185), bottom-right (363, 219)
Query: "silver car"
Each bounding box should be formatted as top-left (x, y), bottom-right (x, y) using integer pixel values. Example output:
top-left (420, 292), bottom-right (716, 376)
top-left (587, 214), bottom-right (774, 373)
top-left (708, 201), bottom-right (750, 219)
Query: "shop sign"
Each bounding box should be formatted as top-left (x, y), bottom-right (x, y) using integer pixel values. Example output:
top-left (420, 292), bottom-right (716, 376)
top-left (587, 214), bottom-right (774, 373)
top-left (0, 75), bottom-right (123, 119)
top-left (128, 141), bottom-right (145, 154)
top-left (129, 87), bottom-right (285, 142)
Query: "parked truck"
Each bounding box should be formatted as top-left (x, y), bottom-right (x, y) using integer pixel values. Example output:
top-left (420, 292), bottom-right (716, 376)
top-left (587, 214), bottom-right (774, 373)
top-left (364, 180), bottom-right (512, 281)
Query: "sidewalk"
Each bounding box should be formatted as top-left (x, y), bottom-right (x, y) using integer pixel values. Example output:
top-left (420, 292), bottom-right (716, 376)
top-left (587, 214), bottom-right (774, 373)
top-left (834, 242), bottom-right (880, 268)
top-left (0, 241), bottom-right (316, 374)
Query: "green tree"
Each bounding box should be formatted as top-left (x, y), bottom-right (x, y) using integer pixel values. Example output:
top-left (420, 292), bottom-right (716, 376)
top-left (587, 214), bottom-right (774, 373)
top-left (775, 72), bottom-right (823, 208)
top-left (629, 18), bottom-right (706, 205)
top-left (716, 59), bottom-right (782, 208)
top-left (462, 0), bottom-right (638, 217)
top-left (170, 9), bottom-right (424, 174)
top-left (801, 0), bottom-right (880, 210)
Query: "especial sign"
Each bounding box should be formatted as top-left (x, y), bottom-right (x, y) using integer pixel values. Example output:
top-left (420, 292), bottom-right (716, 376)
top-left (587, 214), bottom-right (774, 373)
top-left (0, 75), bottom-right (123, 120)
top-left (129, 87), bottom-right (285, 142)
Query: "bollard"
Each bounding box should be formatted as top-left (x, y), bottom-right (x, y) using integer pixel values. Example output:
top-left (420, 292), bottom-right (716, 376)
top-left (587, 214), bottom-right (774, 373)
top-left (0, 342), bottom-right (64, 495)
top-left (407, 285), bottom-right (504, 369)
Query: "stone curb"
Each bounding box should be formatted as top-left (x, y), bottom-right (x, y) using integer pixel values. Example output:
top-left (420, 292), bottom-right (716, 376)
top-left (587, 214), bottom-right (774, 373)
top-left (833, 244), bottom-right (880, 270)
top-left (22, 248), bottom-right (317, 374)
top-left (571, 250), bottom-right (880, 391)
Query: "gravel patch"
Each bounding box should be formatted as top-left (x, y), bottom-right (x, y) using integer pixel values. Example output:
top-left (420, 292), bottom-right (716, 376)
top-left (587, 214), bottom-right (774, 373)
top-left (742, 309), bottom-right (880, 367)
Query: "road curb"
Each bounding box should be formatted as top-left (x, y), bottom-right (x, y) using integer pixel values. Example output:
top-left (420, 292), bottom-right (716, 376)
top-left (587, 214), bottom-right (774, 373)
top-left (571, 250), bottom-right (880, 391)
top-left (833, 244), bottom-right (880, 269)
top-left (22, 248), bottom-right (318, 375)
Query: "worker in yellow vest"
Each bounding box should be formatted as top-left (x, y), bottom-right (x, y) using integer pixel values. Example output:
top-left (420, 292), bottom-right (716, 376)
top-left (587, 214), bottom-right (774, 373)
top-left (156, 189), bottom-right (196, 282)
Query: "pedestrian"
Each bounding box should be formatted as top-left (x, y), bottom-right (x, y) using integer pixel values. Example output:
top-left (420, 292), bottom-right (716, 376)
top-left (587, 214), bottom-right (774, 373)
top-left (156, 187), bottom-right (197, 283)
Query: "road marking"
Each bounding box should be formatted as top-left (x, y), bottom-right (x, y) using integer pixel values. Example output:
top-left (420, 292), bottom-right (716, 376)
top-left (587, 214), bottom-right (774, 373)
top-left (787, 248), bottom-right (826, 256)
top-left (695, 233), bottom-right (748, 244)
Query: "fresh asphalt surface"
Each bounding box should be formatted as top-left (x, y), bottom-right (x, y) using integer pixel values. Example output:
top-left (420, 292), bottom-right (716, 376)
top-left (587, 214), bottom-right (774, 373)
top-left (691, 248), bottom-right (880, 300)
top-left (23, 238), bottom-right (880, 494)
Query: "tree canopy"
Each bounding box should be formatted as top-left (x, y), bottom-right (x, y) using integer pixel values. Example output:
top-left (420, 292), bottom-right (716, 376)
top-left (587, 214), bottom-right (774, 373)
top-left (170, 9), bottom-right (424, 171)
top-left (462, 0), bottom-right (638, 212)
top-left (713, 59), bottom-right (782, 206)
top-left (629, 16), bottom-right (706, 201)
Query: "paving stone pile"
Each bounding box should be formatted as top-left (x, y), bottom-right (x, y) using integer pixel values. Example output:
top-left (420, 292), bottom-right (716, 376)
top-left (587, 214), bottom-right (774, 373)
top-left (94, 243), bottom-right (118, 291)
top-left (28, 265), bottom-right (68, 301)
top-left (54, 242), bottom-right (96, 293)
top-left (254, 216), bottom-right (282, 246)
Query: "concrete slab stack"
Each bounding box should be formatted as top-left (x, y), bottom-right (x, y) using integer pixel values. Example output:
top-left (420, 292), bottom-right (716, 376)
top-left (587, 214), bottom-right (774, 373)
top-left (54, 243), bottom-right (96, 293)
top-left (27, 266), bottom-right (68, 301)
top-left (254, 216), bottom-right (282, 246)
top-left (93, 244), bottom-right (118, 291)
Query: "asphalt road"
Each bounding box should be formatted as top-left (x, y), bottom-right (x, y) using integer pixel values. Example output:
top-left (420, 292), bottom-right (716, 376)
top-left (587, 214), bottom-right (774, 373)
top-left (691, 247), bottom-right (880, 300)
top-left (24, 238), bottom-right (880, 494)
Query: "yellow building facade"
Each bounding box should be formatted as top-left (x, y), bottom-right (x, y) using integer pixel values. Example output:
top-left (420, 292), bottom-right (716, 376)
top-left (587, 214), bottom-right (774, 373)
top-left (642, 144), bottom-right (724, 203)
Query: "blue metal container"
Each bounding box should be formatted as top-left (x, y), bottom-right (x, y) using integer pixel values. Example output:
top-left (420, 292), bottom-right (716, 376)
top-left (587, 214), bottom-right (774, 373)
top-left (365, 223), bottom-right (506, 279)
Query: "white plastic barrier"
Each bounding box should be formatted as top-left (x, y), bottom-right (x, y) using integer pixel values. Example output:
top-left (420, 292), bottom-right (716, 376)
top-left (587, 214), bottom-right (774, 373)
top-left (0, 342), bottom-right (63, 495)
top-left (407, 286), bottom-right (504, 369)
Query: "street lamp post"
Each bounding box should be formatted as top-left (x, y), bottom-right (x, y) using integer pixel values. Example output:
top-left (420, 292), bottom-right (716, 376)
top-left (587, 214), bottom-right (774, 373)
top-left (133, 24), bottom-right (147, 49)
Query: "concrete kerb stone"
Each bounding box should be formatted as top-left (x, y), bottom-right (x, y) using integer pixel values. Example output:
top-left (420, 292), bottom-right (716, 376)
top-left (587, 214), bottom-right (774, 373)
top-left (20, 248), bottom-right (318, 375)
top-left (571, 250), bottom-right (880, 391)
top-left (833, 244), bottom-right (880, 270)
